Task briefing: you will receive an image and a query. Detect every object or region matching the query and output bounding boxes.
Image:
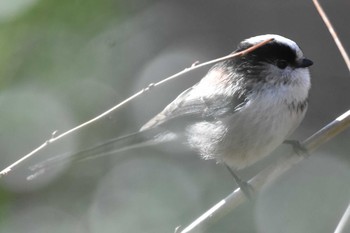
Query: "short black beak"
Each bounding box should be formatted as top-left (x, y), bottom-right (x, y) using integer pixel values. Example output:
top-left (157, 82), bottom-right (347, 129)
top-left (296, 58), bottom-right (313, 68)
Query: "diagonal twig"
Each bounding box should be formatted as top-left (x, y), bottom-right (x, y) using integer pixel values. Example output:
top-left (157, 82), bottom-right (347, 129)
top-left (0, 38), bottom-right (274, 178)
top-left (312, 0), bottom-right (350, 73)
top-left (312, 1), bottom-right (350, 232)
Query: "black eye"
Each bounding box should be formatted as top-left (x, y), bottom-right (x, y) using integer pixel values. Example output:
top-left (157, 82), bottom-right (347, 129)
top-left (276, 60), bottom-right (288, 69)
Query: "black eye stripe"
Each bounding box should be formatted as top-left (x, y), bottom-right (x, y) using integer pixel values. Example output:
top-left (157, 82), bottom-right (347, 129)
top-left (237, 41), bottom-right (297, 64)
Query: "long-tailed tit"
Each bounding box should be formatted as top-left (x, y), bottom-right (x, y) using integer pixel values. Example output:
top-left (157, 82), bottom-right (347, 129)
top-left (31, 34), bottom-right (313, 192)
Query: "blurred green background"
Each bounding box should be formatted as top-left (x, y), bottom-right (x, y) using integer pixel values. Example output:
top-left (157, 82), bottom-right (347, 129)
top-left (0, 0), bottom-right (349, 232)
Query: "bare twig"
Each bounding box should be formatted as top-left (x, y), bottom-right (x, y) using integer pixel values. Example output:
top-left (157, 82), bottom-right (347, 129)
top-left (312, 0), bottom-right (350, 73)
top-left (0, 38), bottom-right (274, 178)
top-left (180, 109), bottom-right (350, 233)
top-left (334, 202), bottom-right (350, 233)
top-left (312, 1), bottom-right (350, 232)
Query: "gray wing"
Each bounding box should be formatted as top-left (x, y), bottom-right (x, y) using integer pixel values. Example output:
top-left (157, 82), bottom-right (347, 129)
top-left (140, 67), bottom-right (248, 131)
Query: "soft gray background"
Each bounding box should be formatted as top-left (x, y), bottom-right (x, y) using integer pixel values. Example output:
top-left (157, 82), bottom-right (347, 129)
top-left (0, 0), bottom-right (349, 232)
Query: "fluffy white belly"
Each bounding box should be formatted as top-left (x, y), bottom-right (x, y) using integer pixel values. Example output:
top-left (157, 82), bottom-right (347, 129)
top-left (186, 91), bottom-right (307, 170)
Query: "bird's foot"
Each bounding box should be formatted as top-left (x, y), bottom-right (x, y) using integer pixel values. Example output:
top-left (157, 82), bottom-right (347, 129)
top-left (284, 140), bottom-right (309, 158)
top-left (224, 163), bottom-right (254, 200)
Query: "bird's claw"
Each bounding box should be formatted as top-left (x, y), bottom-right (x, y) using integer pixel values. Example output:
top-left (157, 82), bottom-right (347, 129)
top-left (284, 140), bottom-right (309, 158)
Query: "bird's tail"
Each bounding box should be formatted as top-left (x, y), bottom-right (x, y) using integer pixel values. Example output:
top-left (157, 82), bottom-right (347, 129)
top-left (27, 129), bottom-right (177, 180)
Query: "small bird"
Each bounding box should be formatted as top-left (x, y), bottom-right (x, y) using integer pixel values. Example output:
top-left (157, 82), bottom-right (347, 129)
top-left (31, 34), bottom-right (313, 193)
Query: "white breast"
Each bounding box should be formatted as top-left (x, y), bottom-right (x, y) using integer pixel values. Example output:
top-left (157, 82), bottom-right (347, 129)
top-left (186, 68), bottom-right (310, 169)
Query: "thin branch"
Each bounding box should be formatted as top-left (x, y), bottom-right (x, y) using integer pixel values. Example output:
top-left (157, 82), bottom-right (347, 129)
top-left (334, 202), bottom-right (350, 233)
top-left (179, 109), bottom-right (350, 233)
top-left (0, 38), bottom-right (274, 178)
top-left (313, 2), bottom-right (350, 231)
top-left (312, 0), bottom-right (350, 73)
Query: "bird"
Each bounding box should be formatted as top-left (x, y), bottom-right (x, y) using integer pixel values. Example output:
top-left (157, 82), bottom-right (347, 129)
top-left (30, 34), bottom-right (313, 195)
